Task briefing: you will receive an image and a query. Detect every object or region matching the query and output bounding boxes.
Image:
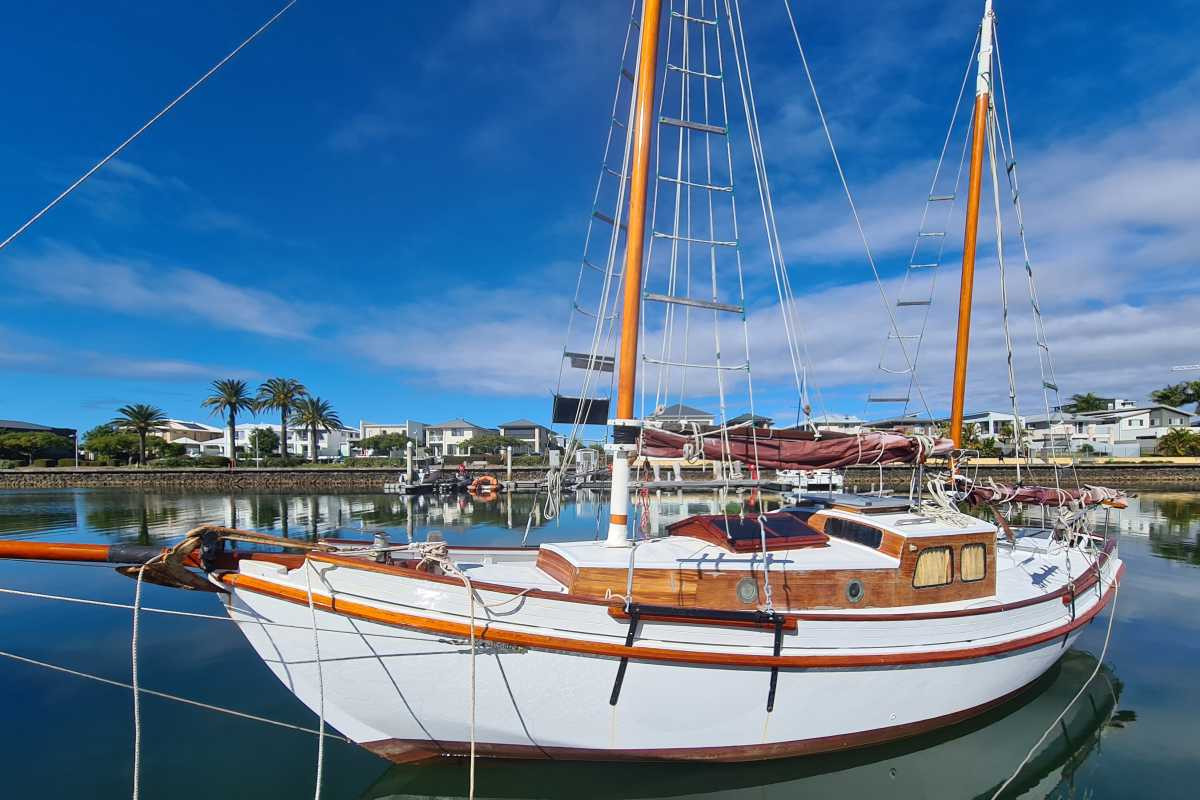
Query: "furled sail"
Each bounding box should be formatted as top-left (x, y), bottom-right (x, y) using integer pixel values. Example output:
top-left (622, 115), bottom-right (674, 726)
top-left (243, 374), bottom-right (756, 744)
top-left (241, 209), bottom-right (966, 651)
top-left (959, 480), bottom-right (1127, 509)
top-left (638, 427), bottom-right (952, 471)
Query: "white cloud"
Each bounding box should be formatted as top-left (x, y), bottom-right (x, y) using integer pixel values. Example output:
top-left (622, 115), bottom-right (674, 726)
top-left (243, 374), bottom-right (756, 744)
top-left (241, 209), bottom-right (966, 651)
top-left (7, 242), bottom-right (315, 340)
top-left (0, 324), bottom-right (252, 381)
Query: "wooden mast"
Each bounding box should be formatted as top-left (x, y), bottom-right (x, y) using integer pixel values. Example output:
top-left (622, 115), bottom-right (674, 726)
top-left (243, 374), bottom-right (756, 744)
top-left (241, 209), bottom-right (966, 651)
top-left (948, 0), bottom-right (995, 448)
top-left (606, 0), bottom-right (663, 547)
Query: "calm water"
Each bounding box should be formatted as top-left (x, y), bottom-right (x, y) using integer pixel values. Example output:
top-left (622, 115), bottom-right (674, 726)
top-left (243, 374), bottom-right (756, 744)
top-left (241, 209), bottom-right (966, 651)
top-left (0, 487), bottom-right (1197, 798)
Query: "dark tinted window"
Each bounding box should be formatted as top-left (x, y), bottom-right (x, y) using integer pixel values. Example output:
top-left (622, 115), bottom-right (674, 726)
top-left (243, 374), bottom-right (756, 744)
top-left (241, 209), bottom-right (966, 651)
top-left (824, 517), bottom-right (883, 549)
top-left (715, 511), bottom-right (822, 547)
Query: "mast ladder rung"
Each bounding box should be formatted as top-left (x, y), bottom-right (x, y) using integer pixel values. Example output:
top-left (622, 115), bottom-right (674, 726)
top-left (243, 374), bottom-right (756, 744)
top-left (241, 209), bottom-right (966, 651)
top-left (670, 10), bottom-right (717, 25)
top-left (593, 210), bottom-right (627, 231)
top-left (644, 292), bottom-right (743, 314)
top-left (603, 166), bottom-right (626, 180)
top-left (909, 262), bottom-right (939, 269)
top-left (878, 367), bottom-right (914, 375)
top-left (657, 174), bottom-right (732, 192)
top-left (573, 303), bottom-right (615, 321)
top-left (868, 395), bottom-right (911, 403)
top-left (887, 333), bottom-right (920, 340)
top-left (918, 231), bottom-right (946, 238)
top-left (621, 68), bottom-right (635, 84)
top-left (583, 258), bottom-right (606, 274)
top-left (652, 231), bottom-right (737, 247)
top-left (928, 194), bottom-right (956, 202)
top-left (896, 299), bottom-right (932, 307)
top-left (667, 64), bottom-right (723, 80)
top-left (611, 116), bottom-right (625, 129)
top-left (1042, 381), bottom-right (1059, 391)
top-left (643, 356), bottom-right (747, 371)
top-left (660, 116), bottom-right (727, 136)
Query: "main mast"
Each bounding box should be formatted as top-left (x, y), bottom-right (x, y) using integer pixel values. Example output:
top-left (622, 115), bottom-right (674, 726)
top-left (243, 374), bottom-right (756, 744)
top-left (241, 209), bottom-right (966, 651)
top-left (606, 0), bottom-right (663, 547)
top-left (948, 0), bottom-right (995, 448)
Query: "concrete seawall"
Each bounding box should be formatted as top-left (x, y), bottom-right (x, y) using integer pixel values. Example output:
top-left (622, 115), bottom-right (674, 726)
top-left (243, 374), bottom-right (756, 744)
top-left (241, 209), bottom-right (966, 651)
top-left (2, 464), bottom-right (1199, 491)
top-left (0, 467), bottom-right (547, 491)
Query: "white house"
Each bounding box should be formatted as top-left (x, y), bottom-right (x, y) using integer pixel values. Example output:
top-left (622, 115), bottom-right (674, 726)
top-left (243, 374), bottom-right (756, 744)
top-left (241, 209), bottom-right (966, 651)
top-left (232, 422), bottom-right (360, 460)
top-left (425, 419), bottom-right (497, 457)
top-left (498, 419), bottom-right (555, 454)
top-left (156, 419), bottom-right (223, 444)
top-left (808, 414), bottom-right (866, 434)
top-left (958, 411), bottom-right (1023, 439)
top-left (1027, 405), bottom-right (1193, 456)
top-left (359, 420), bottom-right (427, 446)
top-left (864, 414), bottom-right (940, 435)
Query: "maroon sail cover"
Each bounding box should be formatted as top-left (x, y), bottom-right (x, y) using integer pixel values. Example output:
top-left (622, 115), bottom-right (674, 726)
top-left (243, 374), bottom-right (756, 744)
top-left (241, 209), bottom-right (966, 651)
top-left (638, 427), bottom-right (952, 471)
top-left (961, 481), bottom-right (1127, 508)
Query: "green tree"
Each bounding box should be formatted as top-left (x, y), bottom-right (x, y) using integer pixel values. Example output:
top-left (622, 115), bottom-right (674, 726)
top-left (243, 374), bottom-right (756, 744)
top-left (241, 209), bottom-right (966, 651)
top-left (1156, 428), bottom-right (1200, 457)
top-left (81, 425), bottom-right (140, 463)
top-left (358, 432), bottom-right (412, 454)
top-left (463, 433), bottom-right (526, 455)
top-left (289, 396), bottom-right (343, 463)
top-left (146, 435), bottom-right (186, 459)
top-left (1063, 393), bottom-right (1109, 413)
top-left (1151, 381), bottom-right (1200, 412)
top-left (202, 378), bottom-right (257, 467)
top-left (0, 432), bottom-right (72, 465)
top-left (256, 378), bottom-right (307, 457)
top-left (248, 427), bottom-right (280, 458)
top-left (111, 404), bottom-right (168, 466)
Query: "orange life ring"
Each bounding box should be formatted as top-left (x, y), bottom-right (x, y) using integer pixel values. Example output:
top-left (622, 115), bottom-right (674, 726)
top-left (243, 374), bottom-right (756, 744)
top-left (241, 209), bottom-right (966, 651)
top-left (469, 475), bottom-right (500, 495)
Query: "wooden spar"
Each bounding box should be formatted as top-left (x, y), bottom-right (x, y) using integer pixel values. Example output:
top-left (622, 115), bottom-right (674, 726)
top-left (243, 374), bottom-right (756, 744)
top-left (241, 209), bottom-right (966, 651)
top-left (948, 0), bottom-right (995, 448)
top-left (0, 540), bottom-right (158, 563)
top-left (606, 0), bottom-right (662, 548)
top-left (614, 0), bottom-right (662, 422)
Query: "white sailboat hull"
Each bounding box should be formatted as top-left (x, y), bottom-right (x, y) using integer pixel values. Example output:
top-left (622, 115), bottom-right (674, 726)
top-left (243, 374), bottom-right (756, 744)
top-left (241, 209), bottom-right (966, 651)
top-left (223, 547), bottom-right (1119, 762)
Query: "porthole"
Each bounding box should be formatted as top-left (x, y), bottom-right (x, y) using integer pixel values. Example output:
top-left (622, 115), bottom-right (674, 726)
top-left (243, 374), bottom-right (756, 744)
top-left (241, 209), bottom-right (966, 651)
top-left (736, 577), bottom-right (759, 604)
top-left (845, 578), bottom-right (865, 604)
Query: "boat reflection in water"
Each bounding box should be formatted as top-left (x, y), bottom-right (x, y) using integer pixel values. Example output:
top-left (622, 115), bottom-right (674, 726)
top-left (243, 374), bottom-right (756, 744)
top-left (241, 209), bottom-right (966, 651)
top-left (360, 650), bottom-right (1128, 800)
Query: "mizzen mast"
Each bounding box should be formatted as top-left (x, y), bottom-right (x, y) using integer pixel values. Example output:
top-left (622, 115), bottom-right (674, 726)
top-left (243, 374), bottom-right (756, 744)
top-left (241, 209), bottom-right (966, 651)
top-left (606, 0), bottom-right (663, 547)
top-left (948, 0), bottom-right (995, 448)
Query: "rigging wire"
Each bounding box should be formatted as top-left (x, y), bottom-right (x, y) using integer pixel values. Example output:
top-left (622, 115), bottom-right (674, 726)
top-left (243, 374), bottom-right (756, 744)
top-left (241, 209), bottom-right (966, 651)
top-left (992, 28), bottom-right (1081, 491)
top-left (779, 0), bottom-right (935, 426)
top-left (0, 0), bottom-right (299, 255)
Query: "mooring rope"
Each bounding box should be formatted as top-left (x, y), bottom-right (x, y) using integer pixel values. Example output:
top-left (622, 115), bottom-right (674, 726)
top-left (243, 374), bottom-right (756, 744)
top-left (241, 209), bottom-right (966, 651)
top-left (0, 648), bottom-right (349, 739)
top-left (304, 562), bottom-right (326, 800)
top-left (131, 563), bottom-right (147, 800)
top-left (989, 576), bottom-right (1121, 799)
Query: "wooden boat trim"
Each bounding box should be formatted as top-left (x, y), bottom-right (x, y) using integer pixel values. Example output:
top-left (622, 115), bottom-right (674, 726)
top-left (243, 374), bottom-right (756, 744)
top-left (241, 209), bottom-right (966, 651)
top-left (360, 663), bottom-right (1049, 763)
top-left (222, 563), bottom-right (1122, 668)
top-left (306, 540), bottom-right (1114, 623)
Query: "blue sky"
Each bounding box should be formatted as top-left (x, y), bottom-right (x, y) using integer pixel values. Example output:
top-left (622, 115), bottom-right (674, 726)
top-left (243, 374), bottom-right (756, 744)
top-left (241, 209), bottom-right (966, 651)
top-left (1, 0), bottom-right (1196, 434)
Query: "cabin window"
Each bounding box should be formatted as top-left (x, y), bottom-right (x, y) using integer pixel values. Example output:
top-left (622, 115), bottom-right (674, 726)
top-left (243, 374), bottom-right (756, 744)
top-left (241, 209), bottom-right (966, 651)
top-left (960, 543), bottom-right (986, 582)
top-left (913, 546), bottom-right (952, 588)
top-left (824, 517), bottom-right (883, 549)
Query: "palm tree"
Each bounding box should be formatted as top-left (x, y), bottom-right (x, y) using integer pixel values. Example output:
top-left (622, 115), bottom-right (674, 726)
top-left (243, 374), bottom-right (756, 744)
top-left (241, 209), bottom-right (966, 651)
top-left (111, 404), bottom-right (167, 466)
top-left (1151, 382), bottom-right (1200, 411)
top-left (202, 378), bottom-right (257, 467)
top-left (1064, 393), bottom-right (1109, 413)
top-left (255, 378), bottom-right (307, 457)
top-left (1155, 427), bottom-right (1200, 457)
top-left (289, 396), bottom-right (343, 463)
